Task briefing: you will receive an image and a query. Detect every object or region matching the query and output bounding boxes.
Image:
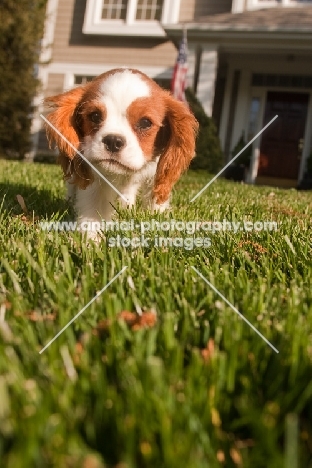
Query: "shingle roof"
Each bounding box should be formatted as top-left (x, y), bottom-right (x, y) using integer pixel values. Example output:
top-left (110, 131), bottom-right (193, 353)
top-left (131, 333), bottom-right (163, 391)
top-left (185, 7), bottom-right (312, 32)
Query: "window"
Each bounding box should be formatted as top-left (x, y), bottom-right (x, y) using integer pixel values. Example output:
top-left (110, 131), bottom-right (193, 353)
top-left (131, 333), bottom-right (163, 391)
top-left (247, 0), bottom-right (312, 9)
top-left (102, 0), bottom-right (127, 20)
top-left (252, 73), bottom-right (312, 89)
top-left (247, 97), bottom-right (261, 141)
top-left (136, 0), bottom-right (163, 21)
top-left (154, 78), bottom-right (171, 89)
top-left (74, 75), bottom-right (97, 85)
top-left (83, 0), bottom-right (181, 36)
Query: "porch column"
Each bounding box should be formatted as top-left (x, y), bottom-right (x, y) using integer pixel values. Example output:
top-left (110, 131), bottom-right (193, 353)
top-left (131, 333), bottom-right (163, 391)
top-left (231, 68), bottom-right (252, 152)
top-left (196, 46), bottom-right (218, 117)
top-left (186, 44), bottom-right (197, 92)
top-left (26, 0), bottom-right (59, 161)
top-left (232, 0), bottom-right (245, 13)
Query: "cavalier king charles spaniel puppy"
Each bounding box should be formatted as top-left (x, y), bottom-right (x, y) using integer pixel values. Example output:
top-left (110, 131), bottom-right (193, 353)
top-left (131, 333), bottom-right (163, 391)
top-left (44, 68), bottom-right (198, 237)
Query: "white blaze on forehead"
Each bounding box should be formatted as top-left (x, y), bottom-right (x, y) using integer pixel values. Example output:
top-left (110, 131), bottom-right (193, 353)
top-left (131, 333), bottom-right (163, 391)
top-left (90, 69), bottom-right (152, 170)
top-left (100, 69), bottom-right (150, 109)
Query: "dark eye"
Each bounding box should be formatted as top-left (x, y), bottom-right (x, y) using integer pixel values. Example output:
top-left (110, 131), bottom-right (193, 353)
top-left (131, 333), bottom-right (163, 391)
top-left (137, 117), bottom-right (152, 130)
top-left (89, 111), bottom-right (102, 124)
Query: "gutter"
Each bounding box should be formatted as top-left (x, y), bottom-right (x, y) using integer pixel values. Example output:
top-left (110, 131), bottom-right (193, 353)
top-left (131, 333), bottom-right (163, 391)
top-left (163, 24), bottom-right (312, 50)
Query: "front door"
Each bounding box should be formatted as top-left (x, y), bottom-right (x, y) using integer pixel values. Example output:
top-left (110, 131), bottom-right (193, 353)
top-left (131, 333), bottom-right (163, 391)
top-left (258, 91), bottom-right (309, 179)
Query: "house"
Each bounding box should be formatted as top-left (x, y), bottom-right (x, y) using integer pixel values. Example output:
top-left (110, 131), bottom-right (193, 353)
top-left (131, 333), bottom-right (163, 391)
top-left (34, 0), bottom-right (213, 157)
top-left (34, 0), bottom-right (312, 188)
top-left (165, 0), bottom-right (312, 187)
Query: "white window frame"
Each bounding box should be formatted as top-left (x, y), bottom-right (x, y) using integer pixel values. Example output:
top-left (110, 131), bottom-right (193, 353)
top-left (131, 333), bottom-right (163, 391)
top-left (83, 0), bottom-right (181, 36)
top-left (247, 0), bottom-right (312, 10)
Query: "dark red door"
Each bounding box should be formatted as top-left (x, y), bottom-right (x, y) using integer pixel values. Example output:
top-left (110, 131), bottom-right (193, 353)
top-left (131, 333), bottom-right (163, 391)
top-left (258, 91), bottom-right (309, 179)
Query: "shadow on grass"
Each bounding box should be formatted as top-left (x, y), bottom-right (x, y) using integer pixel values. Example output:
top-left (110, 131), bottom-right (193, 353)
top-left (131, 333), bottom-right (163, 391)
top-left (0, 182), bottom-right (73, 219)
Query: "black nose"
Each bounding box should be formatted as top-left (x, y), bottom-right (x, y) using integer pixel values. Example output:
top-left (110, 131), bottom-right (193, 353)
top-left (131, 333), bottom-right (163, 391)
top-left (102, 134), bottom-right (126, 153)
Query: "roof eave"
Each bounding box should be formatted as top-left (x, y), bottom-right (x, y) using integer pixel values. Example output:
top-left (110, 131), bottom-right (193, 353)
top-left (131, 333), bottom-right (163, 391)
top-left (164, 23), bottom-right (312, 41)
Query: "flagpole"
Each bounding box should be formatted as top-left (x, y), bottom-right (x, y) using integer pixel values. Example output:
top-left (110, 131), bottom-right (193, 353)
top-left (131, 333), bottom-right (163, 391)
top-left (171, 25), bottom-right (188, 102)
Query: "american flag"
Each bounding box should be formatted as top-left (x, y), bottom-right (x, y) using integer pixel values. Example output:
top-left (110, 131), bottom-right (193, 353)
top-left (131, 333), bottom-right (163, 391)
top-left (171, 31), bottom-right (188, 102)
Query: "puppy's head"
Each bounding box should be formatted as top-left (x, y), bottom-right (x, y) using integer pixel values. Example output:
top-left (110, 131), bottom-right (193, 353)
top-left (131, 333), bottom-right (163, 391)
top-left (44, 68), bottom-right (198, 200)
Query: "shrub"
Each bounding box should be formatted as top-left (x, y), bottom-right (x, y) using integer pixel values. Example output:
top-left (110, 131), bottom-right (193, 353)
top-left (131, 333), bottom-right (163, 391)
top-left (185, 88), bottom-right (224, 173)
top-left (306, 152), bottom-right (312, 175)
top-left (0, 0), bottom-right (47, 159)
top-left (230, 132), bottom-right (252, 168)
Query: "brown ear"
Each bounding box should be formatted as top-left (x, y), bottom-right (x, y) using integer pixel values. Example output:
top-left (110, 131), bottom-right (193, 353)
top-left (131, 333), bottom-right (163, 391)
top-left (153, 94), bottom-right (199, 204)
top-left (44, 87), bottom-right (92, 189)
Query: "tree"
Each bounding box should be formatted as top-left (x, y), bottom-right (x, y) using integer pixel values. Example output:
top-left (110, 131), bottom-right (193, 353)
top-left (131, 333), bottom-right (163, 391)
top-left (185, 88), bottom-right (224, 173)
top-left (0, 0), bottom-right (47, 158)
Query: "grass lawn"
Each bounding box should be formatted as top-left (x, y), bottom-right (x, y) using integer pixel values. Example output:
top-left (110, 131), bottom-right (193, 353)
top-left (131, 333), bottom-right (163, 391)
top-left (0, 159), bottom-right (311, 468)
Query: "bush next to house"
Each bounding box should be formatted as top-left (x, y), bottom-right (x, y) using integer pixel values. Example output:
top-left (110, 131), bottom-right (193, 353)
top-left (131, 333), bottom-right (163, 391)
top-left (224, 132), bottom-right (253, 182)
top-left (0, 0), bottom-right (47, 159)
top-left (186, 88), bottom-right (224, 173)
top-left (230, 132), bottom-right (252, 169)
top-left (298, 151), bottom-right (312, 190)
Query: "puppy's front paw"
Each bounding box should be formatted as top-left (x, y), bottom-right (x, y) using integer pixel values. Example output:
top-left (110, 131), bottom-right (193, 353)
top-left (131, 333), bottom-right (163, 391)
top-left (85, 229), bottom-right (105, 243)
top-left (150, 198), bottom-right (170, 213)
top-left (78, 220), bottom-right (105, 243)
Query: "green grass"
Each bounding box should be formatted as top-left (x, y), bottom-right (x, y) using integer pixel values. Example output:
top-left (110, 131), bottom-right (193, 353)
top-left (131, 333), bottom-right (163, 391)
top-left (0, 159), bottom-right (311, 468)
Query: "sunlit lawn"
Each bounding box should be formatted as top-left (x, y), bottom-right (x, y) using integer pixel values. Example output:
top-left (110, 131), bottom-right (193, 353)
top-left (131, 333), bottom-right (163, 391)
top-left (0, 159), bottom-right (311, 467)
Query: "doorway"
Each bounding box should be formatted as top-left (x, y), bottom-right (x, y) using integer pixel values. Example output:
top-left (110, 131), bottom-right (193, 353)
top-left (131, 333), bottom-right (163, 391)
top-left (258, 91), bottom-right (309, 180)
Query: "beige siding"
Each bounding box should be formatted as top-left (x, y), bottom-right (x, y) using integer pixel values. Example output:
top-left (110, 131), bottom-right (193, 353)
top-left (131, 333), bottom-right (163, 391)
top-left (179, 0), bottom-right (197, 20)
top-left (37, 74), bottom-right (65, 152)
top-left (45, 73), bottom-right (64, 96)
top-left (180, 0), bottom-right (232, 21)
top-left (52, 0), bottom-right (176, 68)
top-left (51, 0), bottom-right (233, 69)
